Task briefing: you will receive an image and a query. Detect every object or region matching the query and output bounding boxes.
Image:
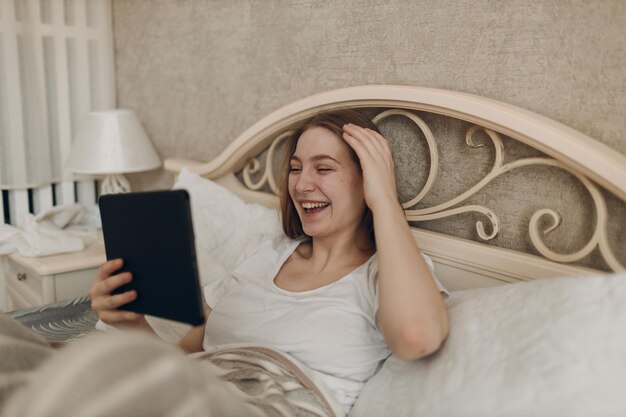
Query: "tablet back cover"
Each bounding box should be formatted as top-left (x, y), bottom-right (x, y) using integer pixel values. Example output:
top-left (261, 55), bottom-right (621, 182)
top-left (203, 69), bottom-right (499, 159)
top-left (99, 190), bottom-right (204, 326)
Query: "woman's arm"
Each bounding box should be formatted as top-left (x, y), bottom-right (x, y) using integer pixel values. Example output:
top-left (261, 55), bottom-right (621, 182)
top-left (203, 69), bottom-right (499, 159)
top-left (371, 198), bottom-right (449, 359)
top-left (178, 307), bottom-right (211, 353)
top-left (343, 124), bottom-right (449, 360)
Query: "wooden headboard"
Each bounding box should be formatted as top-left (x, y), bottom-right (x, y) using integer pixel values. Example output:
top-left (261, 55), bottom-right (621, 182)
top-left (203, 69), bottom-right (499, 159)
top-left (164, 86), bottom-right (626, 291)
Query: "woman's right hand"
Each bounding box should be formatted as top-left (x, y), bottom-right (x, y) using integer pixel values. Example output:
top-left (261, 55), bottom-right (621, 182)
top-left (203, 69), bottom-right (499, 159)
top-left (87, 259), bottom-right (145, 326)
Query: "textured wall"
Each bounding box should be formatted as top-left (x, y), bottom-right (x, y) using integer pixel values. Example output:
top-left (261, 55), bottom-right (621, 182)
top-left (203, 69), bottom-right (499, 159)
top-left (113, 0), bottom-right (625, 269)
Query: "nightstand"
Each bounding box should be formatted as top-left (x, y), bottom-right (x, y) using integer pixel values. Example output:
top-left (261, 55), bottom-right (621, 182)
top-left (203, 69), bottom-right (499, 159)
top-left (4, 242), bottom-right (106, 310)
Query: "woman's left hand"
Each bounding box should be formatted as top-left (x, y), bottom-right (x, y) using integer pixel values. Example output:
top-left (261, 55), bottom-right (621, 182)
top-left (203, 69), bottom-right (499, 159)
top-left (342, 123), bottom-right (400, 213)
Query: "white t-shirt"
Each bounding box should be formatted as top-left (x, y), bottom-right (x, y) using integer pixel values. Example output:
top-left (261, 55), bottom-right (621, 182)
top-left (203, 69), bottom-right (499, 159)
top-left (202, 234), bottom-right (448, 413)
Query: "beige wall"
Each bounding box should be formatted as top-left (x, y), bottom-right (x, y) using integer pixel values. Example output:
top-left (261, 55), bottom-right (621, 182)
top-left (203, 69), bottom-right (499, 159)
top-left (113, 0), bottom-right (625, 269)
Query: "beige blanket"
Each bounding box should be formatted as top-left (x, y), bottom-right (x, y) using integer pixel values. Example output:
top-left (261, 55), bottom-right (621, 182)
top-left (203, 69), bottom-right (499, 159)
top-left (195, 346), bottom-right (341, 417)
top-left (0, 313), bottom-right (341, 417)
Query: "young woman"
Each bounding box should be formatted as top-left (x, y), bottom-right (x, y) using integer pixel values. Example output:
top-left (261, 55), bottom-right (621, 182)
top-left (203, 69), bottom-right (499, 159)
top-left (88, 109), bottom-right (450, 412)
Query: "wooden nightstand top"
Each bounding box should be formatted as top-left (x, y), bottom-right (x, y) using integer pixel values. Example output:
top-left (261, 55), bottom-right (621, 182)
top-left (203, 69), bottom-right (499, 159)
top-left (7, 241), bottom-right (106, 276)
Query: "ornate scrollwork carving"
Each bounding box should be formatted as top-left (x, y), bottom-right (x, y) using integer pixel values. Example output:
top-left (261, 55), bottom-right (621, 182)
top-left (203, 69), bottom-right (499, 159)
top-left (372, 109), bottom-right (439, 208)
top-left (526, 162), bottom-right (623, 272)
top-left (237, 111), bottom-right (624, 272)
top-left (242, 131), bottom-right (291, 194)
top-left (400, 122), bottom-right (623, 272)
top-left (375, 111), bottom-right (502, 241)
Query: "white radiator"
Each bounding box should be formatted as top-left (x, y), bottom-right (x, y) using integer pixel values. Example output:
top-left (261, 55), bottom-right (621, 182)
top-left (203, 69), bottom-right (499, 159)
top-left (1, 179), bottom-right (98, 225)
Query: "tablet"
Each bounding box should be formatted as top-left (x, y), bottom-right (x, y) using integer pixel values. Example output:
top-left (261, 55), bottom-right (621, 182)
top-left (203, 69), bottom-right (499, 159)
top-left (99, 189), bottom-right (204, 326)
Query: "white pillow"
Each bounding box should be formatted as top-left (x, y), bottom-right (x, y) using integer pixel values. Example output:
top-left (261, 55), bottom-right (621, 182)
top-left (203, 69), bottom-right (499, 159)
top-left (172, 168), bottom-right (282, 287)
top-left (349, 273), bottom-right (626, 417)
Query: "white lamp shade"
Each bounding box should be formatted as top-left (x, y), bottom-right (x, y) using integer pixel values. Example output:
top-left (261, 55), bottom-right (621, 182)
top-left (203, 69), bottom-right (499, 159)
top-left (65, 109), bottom-right (161, 174)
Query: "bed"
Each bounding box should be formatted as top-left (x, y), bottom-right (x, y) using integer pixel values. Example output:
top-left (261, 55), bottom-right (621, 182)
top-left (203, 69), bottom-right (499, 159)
top-left (8, 85), bottom-right (626, 417)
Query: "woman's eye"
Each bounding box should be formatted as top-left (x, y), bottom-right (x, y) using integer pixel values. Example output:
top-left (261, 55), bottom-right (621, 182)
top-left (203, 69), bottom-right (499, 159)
top-left (289, 167), bottom-right (301, 172)
top-left (317, 168), bottom-right (331, 173)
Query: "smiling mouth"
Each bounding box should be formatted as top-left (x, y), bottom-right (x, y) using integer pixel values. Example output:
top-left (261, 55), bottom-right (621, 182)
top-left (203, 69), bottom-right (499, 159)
top-left (301, 201), bottom-right (330, 214)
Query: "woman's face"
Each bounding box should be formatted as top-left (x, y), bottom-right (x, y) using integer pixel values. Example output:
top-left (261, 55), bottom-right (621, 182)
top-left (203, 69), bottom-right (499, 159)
top-left (288, 126), bottom-right (366, 240)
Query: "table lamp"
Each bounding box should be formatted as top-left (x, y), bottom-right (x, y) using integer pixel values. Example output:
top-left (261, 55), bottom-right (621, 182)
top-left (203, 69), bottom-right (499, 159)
top-left (65, 109), bottom-right (161, 194)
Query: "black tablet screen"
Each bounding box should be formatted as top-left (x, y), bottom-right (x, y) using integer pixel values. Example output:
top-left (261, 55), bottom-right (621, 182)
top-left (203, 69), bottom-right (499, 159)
top-left (99, 189), bottom-right (204, 326)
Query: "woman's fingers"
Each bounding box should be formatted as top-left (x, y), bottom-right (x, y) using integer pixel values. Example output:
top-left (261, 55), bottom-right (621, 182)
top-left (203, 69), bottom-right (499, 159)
top-left (344, 125), bottom-right (395, 173)
top-left (89, 264), bottom-right (136, 312)
top-left (348, 124), bottom-right (387, 151)
top-left (99, 309), bottom-right (144, 324)
top-left (366, 129), bottom-right (394, 159)
top-left (96, 258), bottom-right (124, 281)
top-left (344, 124), bottom-right (395, 171)
top-left (342, 132), bottom-right (368, 160)
top-left (104, 271), bottom-right (133, 293)
top-left (342, 131), bottom-right (379, 170)
top-left (91, 290), bottom-right (137, 311)
top-left (89, 259), bottom-right (149, 327)
top-left (88, 271), bottom-right (132, 299)
top-left (343, 124), bottom-right (385, 157)
top-left (343, 123), bottom-right (400, 211)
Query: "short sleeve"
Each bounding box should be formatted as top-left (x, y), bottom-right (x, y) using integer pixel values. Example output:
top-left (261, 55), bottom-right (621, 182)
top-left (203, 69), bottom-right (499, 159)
top-left (202, 274), bottom-right (228, 309)
top-left (422, 253), bottom-right (450, 300)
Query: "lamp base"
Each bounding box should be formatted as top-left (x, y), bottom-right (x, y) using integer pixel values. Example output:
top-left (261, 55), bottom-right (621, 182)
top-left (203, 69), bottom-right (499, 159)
top-left (101, 174), bottom-right (131, 195)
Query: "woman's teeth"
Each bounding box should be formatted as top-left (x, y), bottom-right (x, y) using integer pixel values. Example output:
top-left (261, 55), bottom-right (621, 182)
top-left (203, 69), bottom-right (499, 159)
top-left (302, 202), bottom-right (329, 211)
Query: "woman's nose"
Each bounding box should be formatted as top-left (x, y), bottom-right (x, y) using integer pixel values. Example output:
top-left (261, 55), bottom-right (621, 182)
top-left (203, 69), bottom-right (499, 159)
top-left (295, 170), bottom-right (315, 193)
